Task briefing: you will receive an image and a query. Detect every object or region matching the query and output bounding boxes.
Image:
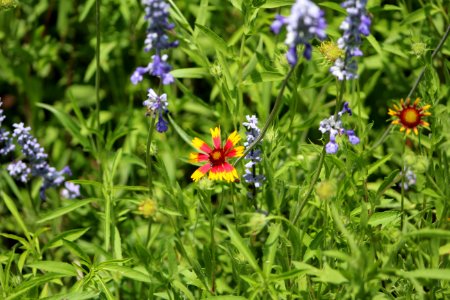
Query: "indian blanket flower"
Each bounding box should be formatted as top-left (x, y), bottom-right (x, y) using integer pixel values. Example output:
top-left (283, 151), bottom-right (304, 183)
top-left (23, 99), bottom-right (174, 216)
top-left (271, 0), bottom-right (327, 65)
top-left (189, 127), bottom-right (244, 182)
top-left (130, 0), bottom-right (178, 85)
top-left (388, 98), bottom-right (431, 135)
top-left (330, 0), bottom-right (371, 80)
top-left (242, 115), bottom-right (265, 195)
top-left (143, 88), bottom-right (169, 133)
top-left (319, 102), bottom-right (360, 154)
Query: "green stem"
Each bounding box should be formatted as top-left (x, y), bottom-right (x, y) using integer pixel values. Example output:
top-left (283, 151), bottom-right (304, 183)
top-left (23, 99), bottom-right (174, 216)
top-left (369, 25), bottom-right (450, 152)
top-left (95, 0), bottom-right (101, 132)
top-left (291, 146), bottom-right (326, 225)
top-left (146, 117), bottom-right (156, 196)
top-left (234, 66), bottom-right (296, 166)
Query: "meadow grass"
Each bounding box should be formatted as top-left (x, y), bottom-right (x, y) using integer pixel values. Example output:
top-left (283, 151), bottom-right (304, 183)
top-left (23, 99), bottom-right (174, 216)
top-left (1, 0), bottom-right (450, 299)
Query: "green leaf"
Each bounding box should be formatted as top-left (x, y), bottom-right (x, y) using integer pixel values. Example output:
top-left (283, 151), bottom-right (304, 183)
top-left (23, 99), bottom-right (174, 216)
top-left (1, 192), bottom-right (31, 242)
top-left (314, 264), bottom-right (348, 284)
top-left (405, 229), bottom-right (450, 239)
top-left (243, 71), bottom-right (285, 85)
top-left (319, 2), bottom-right (346, 14)
top-left (401, 269), bottom-right (450, 280)
top-left (100, 265), bottom-right (151, 283)
top-left (62, 239), bottom-right (91, 264)
top-left (368, 154), bottom-right (393, 175)
top-left (171, 68), bottom-right (210, 78)
top-left (376, 169), bottom-right (401, 197)
top-left (41, 291), bottom-right (100, 300)
top-left (168, 115), bottom-right (193, 146)
top-left (227, 225), bottom-right (262, 274)
top-left (43, 228), bottom-right (90, 251)
top-left (6, 274), bottom-right (63, 300)
top-left (37, 199), bottom-right (95, 223)
top-left (36, 103), bottom-right (91, 149)
top-left (27, 261), bottom-right (78, 276)
top-left (261, 0), bottom-right (294, 8)
top-left (366, 34), bottom-right (383, 57)
top-left (195, 24), bottom-right (229, 54)
top-left (263, 223), bottom-right (280, 278)
top-left (368, 211), bottom-right (400, 227)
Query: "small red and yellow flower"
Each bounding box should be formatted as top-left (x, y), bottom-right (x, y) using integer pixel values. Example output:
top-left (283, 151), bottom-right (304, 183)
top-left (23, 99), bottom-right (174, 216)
top-left (189, 127), bottom-right (244, 182)
top-left (388, 98), bottom-right (431, 135)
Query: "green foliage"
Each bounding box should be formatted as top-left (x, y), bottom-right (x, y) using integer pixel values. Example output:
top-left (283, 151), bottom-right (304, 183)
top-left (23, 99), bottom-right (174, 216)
top-left (1, 0), bottom-right (450, 299)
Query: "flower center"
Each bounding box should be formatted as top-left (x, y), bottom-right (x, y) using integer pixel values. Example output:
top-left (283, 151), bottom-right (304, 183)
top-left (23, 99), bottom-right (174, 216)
top-left (210, 149), bottom-right (225, 165)
top-left (401, 108), bottom-right (420, 127)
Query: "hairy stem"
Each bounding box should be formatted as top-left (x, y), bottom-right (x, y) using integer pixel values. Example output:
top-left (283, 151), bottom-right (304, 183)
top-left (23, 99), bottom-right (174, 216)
top-left (234, 66), bottom-right (296, 166)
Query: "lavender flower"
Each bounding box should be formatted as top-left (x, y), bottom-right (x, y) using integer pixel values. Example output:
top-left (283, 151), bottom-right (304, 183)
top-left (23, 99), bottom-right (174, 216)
top-left (319, 102), bottom-right (360, 154)
top-left (143, 89), bottom-right (169, 133)
top-left (330, 0), bottom-right (371, 80)
top-left (7, 161), bottom-right (30, 183)
top-left (61, 181), bottom-right (81, 199)
top-left (242, 115), bottom-right (265, 197)
top-left (0, 100), bottom-right (15, 156)
top-left (10, 123), bottom-right (71, 200)
top-left (1, 99), bottom-right (78, 200)
top-left (271, 0), bottom-right (327, 65)
top-left (400, 167), bottom-right (416, 190)
top-left (131, 0), bottom-right (178, 85)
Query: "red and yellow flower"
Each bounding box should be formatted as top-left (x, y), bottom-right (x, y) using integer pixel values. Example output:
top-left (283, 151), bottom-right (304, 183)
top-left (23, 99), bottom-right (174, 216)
top-left (189, 127), bottom-right (244, 182)
top-left (388, 98), bottom-right (431, 135)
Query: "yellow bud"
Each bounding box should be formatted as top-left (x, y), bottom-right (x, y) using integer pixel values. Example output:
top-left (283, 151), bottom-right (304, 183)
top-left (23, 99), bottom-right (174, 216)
top-left (318, 41), bottom-right (344, 64)
top-left (316, 180), bottom-right (336, 200)
top-left (0, 0), bottom-right (18, 10)
top-left (411, 41), bottom-right (427, 58)
top-left (138, 199), bottom-right (157, 218)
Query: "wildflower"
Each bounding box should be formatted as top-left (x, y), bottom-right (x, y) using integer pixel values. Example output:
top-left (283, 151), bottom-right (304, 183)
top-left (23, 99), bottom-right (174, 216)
top-left (388, 98), bottom-right (431, 135)
top-left (319, 102), bottom-right (360, 154)
top-left (0, 100), bottom-right (15, 156)
top-left (61, 181), bottom-right (81, 199)
top-left (242, 115), bottom-right (265, 195)
top-left (189, 127), bottom-right (244, 182)
top-left (319, 41), bottom-right (344, 64)
top-left (411, 41), bottom-right (427, 58)
top-left (131, 0), bottom-right (178, 85)
top-left (7, 161), bottom-right (30, 183)
top-left (138, 199), bottom-right (158, 218)
top-left (143, 88), bottom-right (169, 133)
top-left (316, 180), bottom-right (336, 200)
top-left (0, 0), bottom-right (18, 10)
top-left (271, 0), bottom-right (327, 65)
top-left (330, 0), bottom-right (371, 80)
top-left (400, 167), bottom-right (416, 190)
top-left (11, 122), bottom-right (72, 200)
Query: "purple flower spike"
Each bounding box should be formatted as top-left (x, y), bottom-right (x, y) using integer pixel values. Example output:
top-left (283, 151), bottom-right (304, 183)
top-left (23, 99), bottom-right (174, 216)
top-left (270, 15), bottom-right (287, 34)
top-left (319, 102), bottom-right (359, 154)
top-left (271, 0), bottom-right (327, 65)
top-left (331, 0), bottom-right (371, 80)
top-left (143, 89), bottom-right (169, 133)
top-left (131, 0), bottom-right (178, 85)
top-left (242, 115), bottom-right (265, 198)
